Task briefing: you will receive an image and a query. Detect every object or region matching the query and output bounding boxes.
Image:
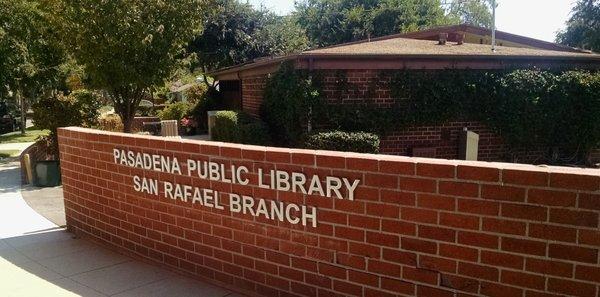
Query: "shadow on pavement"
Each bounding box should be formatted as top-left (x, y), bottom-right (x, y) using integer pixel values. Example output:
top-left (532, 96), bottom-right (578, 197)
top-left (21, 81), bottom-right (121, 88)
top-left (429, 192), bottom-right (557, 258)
top-left (0, 164), bottom-right (22, 195)
top-left (0, 230), bottom-right (241, 297)
top-left (0, 150), bottom-right (242, 297)
top-left (21, 185), bottom-right (66, 227)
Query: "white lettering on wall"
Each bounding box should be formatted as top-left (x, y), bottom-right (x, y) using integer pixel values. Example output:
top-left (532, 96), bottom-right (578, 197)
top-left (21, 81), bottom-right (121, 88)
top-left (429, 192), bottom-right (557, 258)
top-left (116, 148), bottom-right (363, 227)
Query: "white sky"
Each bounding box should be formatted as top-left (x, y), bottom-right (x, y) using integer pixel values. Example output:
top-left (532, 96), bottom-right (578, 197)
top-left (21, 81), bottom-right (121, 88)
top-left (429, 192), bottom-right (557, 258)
top-left (247, 0), bottom-right (577, 42)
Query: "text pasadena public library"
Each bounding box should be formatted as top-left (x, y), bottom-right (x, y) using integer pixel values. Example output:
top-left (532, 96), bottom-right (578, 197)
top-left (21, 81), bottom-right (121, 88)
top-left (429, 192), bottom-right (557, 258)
top-left (114, 149), bottom-right (361, 227)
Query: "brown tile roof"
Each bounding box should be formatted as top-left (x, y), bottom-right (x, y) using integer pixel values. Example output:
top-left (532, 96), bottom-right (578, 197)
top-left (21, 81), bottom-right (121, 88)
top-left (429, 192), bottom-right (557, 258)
top-left (303, 37), bottom-right (599, 59)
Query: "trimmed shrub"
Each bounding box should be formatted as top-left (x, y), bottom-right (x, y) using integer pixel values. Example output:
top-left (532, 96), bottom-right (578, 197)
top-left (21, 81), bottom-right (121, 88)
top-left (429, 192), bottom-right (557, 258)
top-left (32, 90), bottom-right (101, 157)
top-left (304, 130), bottom-right (380, 154)
top-left (158, 101), bottom-right (193, 121)
top-left (212, 110), bottom-right (271, 145)
top-left (212, 111), bottom-right (239, 142)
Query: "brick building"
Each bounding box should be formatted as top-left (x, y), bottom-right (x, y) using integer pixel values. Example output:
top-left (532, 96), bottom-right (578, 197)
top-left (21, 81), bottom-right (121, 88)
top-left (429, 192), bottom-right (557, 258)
top-left (210, 25), bottom-right (600, 163)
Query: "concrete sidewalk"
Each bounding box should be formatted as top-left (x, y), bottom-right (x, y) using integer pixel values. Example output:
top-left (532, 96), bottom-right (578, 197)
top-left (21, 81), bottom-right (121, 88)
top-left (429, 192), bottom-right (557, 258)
top-left (0, 142), bottom-right (35, 152)
top-left (0, 156), bottom-right (243, 297)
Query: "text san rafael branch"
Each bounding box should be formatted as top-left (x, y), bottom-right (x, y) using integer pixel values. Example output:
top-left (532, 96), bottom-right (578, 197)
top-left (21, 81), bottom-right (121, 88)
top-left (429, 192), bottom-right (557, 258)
top-left (113, 148), bottom-right (361, 227)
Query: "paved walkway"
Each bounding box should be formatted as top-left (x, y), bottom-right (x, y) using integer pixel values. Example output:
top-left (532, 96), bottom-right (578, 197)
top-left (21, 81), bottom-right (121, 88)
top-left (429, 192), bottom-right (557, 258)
top-left (0, 142), bottom-right (35, 152)
top-left (0, 152), bottom-right (243, 296)
top-left (21, 186), bottom-right (66, 227)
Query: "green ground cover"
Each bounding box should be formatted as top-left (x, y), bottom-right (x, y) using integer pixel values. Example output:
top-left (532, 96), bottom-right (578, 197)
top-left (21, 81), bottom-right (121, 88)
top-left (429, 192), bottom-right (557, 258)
top-left (0, 150), bottom-right (20, 158)
top-left (0, 127), bottom-right (49, 143)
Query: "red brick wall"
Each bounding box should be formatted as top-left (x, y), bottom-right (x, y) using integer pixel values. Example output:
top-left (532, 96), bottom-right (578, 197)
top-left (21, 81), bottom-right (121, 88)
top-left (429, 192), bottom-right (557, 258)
top-left (242, 75), bottom-right (268, 117)
top-left (381, 122), bottom-right (548, 163)
top-left (321, 70), bottom-right (394, 107)
top-left (58, 127), bottom-right (600, 297)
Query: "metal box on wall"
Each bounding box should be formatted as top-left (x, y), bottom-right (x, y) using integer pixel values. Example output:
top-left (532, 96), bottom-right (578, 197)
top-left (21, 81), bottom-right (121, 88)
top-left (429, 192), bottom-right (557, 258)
top-left (459, 129), bottom-right (479, 161)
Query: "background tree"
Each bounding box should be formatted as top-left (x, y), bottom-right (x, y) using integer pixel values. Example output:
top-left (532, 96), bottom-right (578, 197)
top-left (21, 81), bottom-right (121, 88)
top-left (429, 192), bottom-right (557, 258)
top-left (556, 0), bottom-right (599, 52)
top-left (294, 0), bottom-right (447, 47)
top-left (187, 0), bottom-right (308, 80)
top-left (443, 0), bottom-right (493, 28)
top-left (0, 0), bottom-right (65, 134)
top-left (59, 0), bottom-right (205, 132)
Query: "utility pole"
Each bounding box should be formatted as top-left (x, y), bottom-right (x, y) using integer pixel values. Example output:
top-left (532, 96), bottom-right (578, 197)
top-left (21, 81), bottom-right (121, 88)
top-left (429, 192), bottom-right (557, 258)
top-left (491, 0), bottom-right (497, 52)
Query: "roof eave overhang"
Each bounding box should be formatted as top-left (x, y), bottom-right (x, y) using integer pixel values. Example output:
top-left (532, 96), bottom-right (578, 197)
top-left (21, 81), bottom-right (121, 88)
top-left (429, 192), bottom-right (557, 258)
top-left (211, 54), bottom-right (600, 80)
top-left (207, 55), bottom-right (298, 79)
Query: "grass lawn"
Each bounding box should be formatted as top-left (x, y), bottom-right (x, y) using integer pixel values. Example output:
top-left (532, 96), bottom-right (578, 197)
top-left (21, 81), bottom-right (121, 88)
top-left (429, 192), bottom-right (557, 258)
top-left (0, 150), bottom-right (20, 158)
top-left (0, 127), bottom-right (49, 143)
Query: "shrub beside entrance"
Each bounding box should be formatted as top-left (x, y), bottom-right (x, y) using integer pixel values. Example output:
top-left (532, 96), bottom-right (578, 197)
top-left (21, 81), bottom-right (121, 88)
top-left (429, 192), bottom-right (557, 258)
top-left (212, 110), bottom-right (271, 145)
top-left (304, 131), bottom-right (380, 154)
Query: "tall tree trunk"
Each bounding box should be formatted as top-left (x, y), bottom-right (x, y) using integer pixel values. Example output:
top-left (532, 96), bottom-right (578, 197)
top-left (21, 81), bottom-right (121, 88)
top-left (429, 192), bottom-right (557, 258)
top-left (113, 88), bottom-right (143, 134)
top-left (115, 101), bottom-right (136, 133)
top-left (122, 113), bottom-right (133, 133)
top-left (17, 90), bottom-right (26, 135)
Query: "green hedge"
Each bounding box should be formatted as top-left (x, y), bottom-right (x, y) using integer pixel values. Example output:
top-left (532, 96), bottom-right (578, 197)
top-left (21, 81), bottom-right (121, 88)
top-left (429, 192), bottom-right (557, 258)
top-left (304, 130), bottom-right (380, 154)
top-left (212, 110), bottom-right (271, 145)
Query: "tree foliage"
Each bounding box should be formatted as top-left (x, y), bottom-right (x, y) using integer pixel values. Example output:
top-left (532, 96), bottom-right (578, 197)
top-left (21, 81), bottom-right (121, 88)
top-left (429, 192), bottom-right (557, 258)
top-left (444, 0), bottom-right (493, 28)
top-left (294, 0), bottom-right (447, 47)
top-left (556, 0), bottom-right (600, 52)
top-left (59, 0), bottom-right (205, 132)
top-left (187, 0), bottom-right (308, 74)
top-left (0, 0), bottom-right (66, 133)
top-left (0, 0), bottom-right (64, 92)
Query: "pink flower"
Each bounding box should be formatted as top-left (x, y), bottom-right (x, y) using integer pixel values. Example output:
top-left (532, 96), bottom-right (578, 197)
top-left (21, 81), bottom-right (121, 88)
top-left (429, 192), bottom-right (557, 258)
top-left (180, 117), bottom-right (197, 128)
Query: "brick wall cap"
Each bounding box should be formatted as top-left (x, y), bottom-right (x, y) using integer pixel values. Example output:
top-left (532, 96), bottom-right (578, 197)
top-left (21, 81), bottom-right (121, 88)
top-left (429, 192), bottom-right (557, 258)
top-left (179, 138), bottom-right (207, 145)
top-left (378, 154), bottom-right (417, 163)
top-left (240, 144), bottom-right (268, 152)
top-left (314, 150), bottom-right (354, 158)
top-left (262, 146), bottom-right (292, 154)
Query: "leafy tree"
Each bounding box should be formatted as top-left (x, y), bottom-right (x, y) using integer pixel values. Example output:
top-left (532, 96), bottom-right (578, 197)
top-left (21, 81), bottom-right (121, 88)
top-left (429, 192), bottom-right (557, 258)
top-left (444, 0), bottom-right (493, 28)
top-left (556, 0), bottom-right (600, 52)
top-left (187, 0), bottom-right (308, 79)
top-left (59, 0), bottom-right (205, 132)
top-left (294, 0), bottom-right (447, 47)
top-left (0, 0), bottom-right (66, 134)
